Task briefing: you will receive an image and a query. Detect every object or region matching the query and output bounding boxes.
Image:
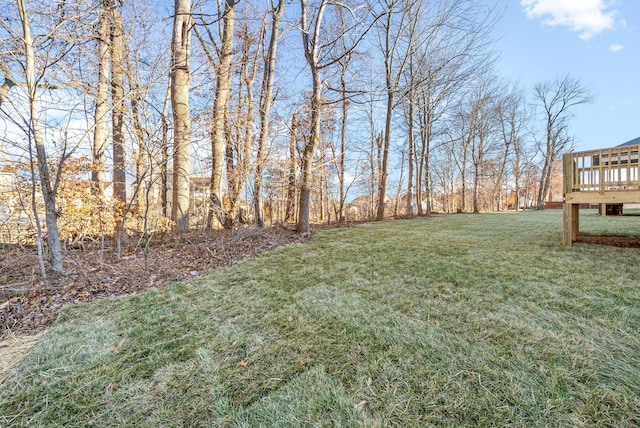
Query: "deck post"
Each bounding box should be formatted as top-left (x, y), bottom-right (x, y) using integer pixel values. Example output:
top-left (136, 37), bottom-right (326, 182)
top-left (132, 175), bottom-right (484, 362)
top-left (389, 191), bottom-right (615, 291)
top-left (563, 203), bottom-right (579, 247)
top-left (562, 153), bottom-right (578, 247)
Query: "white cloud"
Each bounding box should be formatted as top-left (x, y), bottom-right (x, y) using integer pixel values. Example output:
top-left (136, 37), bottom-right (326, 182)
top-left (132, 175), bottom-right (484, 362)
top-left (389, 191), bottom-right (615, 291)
top-left (521, 0), bottom-right (616, 40)
top-left (609, 44), bottom-right (624, 52)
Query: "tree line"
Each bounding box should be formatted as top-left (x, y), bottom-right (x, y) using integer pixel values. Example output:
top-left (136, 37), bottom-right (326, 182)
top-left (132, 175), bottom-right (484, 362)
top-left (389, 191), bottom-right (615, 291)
top-left (0, 0), bottom-right (593, 274)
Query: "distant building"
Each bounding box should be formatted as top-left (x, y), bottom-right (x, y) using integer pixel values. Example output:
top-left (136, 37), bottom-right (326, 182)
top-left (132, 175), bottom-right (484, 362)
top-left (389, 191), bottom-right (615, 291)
top-left (0, 144), bottom-right (16, 219)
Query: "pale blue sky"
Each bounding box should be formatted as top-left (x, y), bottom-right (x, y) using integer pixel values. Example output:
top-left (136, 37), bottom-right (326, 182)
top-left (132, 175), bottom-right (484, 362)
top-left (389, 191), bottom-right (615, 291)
top-left (491, 0), bottom-right (639, 151)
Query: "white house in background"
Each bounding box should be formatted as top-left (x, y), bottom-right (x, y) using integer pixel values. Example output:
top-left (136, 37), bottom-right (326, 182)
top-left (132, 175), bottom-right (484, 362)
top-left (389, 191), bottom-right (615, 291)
top-left (0, 143), bottom-right (17, 219)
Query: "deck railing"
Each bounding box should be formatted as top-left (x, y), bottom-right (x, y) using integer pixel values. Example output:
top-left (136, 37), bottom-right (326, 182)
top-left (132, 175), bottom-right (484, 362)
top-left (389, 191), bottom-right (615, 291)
top-left (565, 145), bottom-right (640, 192)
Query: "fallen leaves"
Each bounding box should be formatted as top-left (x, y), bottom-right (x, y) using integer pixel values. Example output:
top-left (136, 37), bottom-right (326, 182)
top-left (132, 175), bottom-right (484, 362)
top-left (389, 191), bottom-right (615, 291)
top-left (1, 227), bottom-right (309, 338)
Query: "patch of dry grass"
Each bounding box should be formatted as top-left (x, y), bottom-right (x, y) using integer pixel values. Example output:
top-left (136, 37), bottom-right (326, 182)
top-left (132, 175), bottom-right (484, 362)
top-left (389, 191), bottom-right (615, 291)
top-left (0, 331), bottom-right (46, 385)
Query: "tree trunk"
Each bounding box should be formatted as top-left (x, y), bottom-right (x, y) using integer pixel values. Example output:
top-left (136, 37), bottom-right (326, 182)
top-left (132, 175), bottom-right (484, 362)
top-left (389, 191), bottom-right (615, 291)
top-left (495, 108), bottom-right (512, 211)
top-left (424, 133), bottom-right (432, 216)
top-left (338, 71), bottom-right (349, 223)
top-left (514, 139), bottom-right (522, 211)
top-left (374, 131), bottom-right (383, 219)
top-left (208, 0), bottom-right (236, 230)
top-left (416, 91), bottom-right (429, 217)
top-left (472, 161), bottom-right (480, 213)
top-left (237, 50), bottom-right (254, 221)
top-left (254, 0), bottom-right (284, 227)
top-left (225, 78), bottom-right (242, 221)
top-left (460, 140), bottom-right (468, 213)
top-left (297, 0), bottom-right (326, 234)
top-left (125, 45), bottom-right (147, 216)
top-left (110, 2), bottom-right (126, 205)
top-left (376, 6), bottom-right (397, 222)
top-left (416, 101), bottom-right (425, 216)
top-left (395, 150), bottom-right (405, 216)
top-left (157, 78), bottom-right (170, 217)
top-left (285, 113), bottom-right (298, 223)
top-left (376, 91), bottom-right (393, 221)
top-left (319, 167), bottom-right (325, 222)
top-left (296, 95), bottom-right (320, 233)
top-left (226, 24), bottom-right (258, 223)
top-left (536, 131), bottom-right (553, 210)
top-left (406, 97), bottom-right (414, 218)
top-left (17, 0), bottom-right (64, 273)
top-left (537, 152), bottom-right (552, 210)
top-left (334, 8), bottom-right (352, 224)
top-left (28, 149), bottom-right (48, 280)
top-left (92, 3), bottom-right (109, 197)
top-left (171, 0), bottom-right (193, 232)
top-left (296, 90), bottom-right (318, 233)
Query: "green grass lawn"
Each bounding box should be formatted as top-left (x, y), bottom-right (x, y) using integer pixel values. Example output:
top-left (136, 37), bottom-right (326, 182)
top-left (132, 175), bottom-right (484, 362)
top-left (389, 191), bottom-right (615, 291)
top-left (2, 210), bottom-right (639, 427)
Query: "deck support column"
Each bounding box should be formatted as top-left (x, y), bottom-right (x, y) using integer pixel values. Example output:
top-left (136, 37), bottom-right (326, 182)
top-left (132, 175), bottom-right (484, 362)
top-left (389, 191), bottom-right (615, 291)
top-left (563, 203), bottom-right (579, 247)
top-left (562, 153), bottom-right (579, 247)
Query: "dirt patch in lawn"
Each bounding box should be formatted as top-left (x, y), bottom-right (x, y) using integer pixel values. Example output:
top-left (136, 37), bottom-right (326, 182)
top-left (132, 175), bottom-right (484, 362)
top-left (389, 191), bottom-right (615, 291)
top-left (575, 234), bottom-right (640, 248)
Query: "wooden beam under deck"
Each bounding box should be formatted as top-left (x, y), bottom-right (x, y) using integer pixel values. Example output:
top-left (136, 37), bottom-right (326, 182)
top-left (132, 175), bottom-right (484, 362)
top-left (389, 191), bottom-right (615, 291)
top-left (564, 189), bottom-right (640, 205)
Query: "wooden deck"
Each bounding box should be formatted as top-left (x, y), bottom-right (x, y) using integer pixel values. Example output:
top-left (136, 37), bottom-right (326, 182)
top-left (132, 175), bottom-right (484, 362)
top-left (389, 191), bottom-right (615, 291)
top-left (563, 145), bottom-right (640, 246)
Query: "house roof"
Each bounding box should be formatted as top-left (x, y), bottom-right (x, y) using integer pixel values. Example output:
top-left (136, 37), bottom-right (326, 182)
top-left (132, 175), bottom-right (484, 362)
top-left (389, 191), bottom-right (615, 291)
top-left (617, 136), bottom-right (640, 147)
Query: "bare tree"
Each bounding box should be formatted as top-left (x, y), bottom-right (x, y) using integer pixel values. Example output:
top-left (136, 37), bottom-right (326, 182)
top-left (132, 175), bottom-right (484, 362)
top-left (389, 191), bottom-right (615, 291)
top-left (92, 1), bottom-right (110, 197)
top-left (121, 2), bottom-right (177, 233)
top-left (373, 0), bottom-right (417, 221)
top-left (403, 61), bottom-right (416, 218)
top-left (397, 0), bottom-right (497, 217)
top-left (448, 107), bottom-right (471, 212)
top-left (285, 113), bottom-right (298, 223)
top-left (225, 20), bottom-right (262, 224)
top-left (109, 0), bottom-right (126, 205)
top-left (467, 77), bottom-right (501, 213)
top-left (160, 78), bottom-right (171, 218)
top-left (171, 0), bottom-right (193, 232)
top-left (197, 0), bottom-right (238, 229)
top-left (495, 81), bottom-right (530, 211)
top-left (297, 0), bottom-right (372, 233)
top-left (431, 143), bottom-right (457, 213)
top-left (14, 0), bottom-right (65, 272)
top-left (124, 44), bottom-right (147, 216)
top-left (254, 0), bottom-right (285, 227)
top-left (511, 131), bottom-right (537, 211)
top-left (297, 0), bottom-right (327, 233)
top-left (534, 74), bottom-right (594, 209)
top-left (326, 5), bottom-right (360, 224)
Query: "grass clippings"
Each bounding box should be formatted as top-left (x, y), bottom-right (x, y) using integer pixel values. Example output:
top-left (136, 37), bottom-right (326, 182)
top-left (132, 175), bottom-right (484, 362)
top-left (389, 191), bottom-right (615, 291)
top-left (1, 210), bottom-right (639, 427)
